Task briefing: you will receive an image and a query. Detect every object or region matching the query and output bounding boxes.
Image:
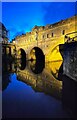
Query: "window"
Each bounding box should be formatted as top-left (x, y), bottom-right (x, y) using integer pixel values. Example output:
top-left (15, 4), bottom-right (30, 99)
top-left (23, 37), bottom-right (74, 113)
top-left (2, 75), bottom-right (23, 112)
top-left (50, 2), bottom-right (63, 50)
top-left (35, 32), bottom-right (38, 40)
top-left (47, 34), bottom-right (49, 38)
top-left (51, 33), bottom-right (53, 37)
top-left (62, 30), bottom-right (65, 35)
top-left (42, 35), bottom-right (45, 39)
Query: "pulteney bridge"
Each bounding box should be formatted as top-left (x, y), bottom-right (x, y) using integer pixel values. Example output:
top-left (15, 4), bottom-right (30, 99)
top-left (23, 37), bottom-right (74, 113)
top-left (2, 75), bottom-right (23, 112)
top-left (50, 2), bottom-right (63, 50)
top-left (2, 15), bottom-right (77, 62)
top-left (13, 15), bottom-right (77, 62)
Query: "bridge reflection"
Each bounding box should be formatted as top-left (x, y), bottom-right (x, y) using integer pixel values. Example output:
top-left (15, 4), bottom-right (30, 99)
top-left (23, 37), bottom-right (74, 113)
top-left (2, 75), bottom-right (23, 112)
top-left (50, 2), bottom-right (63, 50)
top-left (2, 58), bottom-right (77, 118)
top-left (2, 58), bottom-right (62, 99)
top-left (17, 60), bottom-right (62, 99)
top-left (30, 60), bottom-right (45, 74)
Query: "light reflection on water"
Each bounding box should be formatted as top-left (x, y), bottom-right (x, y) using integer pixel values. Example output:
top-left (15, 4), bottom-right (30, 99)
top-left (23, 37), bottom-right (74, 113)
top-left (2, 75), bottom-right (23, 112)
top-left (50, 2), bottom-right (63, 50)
top-left (2, 59), bottom-right (70, 118)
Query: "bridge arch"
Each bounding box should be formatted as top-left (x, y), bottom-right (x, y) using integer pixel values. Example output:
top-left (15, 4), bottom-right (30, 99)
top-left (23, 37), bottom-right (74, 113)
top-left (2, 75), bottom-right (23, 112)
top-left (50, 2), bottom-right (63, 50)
top-left (30, 47), bottom-right (45, 61)
top-left (47, 44), bottom-right (63, 62)
top-left (30, 60), bottom-right (45, 74)
top-left (17, 48), bottom-right (26, 70)
top-left (18, 48), bottom-right (26, 60)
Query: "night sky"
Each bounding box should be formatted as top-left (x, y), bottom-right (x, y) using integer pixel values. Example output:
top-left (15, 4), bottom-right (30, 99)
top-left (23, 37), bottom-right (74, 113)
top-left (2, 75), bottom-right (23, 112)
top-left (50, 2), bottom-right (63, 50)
top-left (2, 2), bottom-right (76, 41)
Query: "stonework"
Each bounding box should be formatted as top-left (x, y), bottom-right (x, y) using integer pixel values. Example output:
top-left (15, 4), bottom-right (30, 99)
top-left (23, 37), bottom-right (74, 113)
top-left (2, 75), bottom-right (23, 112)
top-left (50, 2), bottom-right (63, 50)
top-left (63, 42), bottom-right (77, 81)
top-left (13, 15), bottom-right (77, 62)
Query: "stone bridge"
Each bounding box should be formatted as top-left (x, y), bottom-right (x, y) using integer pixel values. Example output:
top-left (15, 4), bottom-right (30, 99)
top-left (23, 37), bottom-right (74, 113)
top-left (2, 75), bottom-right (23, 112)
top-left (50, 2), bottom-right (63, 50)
top-left (63, 41), bottom-right (77, 81)
top-left (2, 15), bottom-right (77, 62)
top-left (13, 15), bottom-right (77, 62)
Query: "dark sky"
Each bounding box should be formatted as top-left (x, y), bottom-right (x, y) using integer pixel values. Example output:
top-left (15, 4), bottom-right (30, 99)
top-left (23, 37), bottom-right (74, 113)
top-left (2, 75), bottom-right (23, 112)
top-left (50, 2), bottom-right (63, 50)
top-left (2, 2), bottom-right (76, 41)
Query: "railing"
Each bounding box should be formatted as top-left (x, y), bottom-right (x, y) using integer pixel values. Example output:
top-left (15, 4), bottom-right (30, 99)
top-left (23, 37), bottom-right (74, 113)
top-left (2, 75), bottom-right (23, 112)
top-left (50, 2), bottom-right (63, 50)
top-left (64, 31), bottom-right (77, 43)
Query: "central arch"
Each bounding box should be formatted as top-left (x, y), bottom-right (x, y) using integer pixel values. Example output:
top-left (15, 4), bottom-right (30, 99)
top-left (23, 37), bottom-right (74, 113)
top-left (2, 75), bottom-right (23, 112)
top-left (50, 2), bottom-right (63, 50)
top-left (18, 48), bottom-right (26, 70)
top-left (30, 60), bottom-right (45, 74)
top-left (30, 47), bottom-right (45, 61)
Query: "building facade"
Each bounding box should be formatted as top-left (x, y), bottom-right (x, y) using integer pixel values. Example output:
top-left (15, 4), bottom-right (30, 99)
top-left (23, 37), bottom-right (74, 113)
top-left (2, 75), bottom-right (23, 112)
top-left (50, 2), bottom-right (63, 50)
top-left (0, 22), bottom-right (8, 44)
top-left (0, 22), bottom-right (16, 58)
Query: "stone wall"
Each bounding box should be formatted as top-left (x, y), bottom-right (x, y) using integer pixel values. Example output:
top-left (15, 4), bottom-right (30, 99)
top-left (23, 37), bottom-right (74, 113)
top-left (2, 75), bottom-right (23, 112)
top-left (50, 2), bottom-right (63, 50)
top-left (63, 42), bottom-right (77, 81)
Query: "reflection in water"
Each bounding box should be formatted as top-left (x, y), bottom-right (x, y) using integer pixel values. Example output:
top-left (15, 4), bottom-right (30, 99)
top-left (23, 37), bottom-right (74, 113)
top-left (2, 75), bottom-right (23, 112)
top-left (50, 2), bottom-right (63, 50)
top-left (46, 61), bottom-right (63, 80)
top-left (18, 58), bottom-right (26, 70)
top-left (2, 73), bottom-right (11, 91)
top-left (16, 61), bottom-right (62, 99)
top-left (30, 59), bottom-right (45, 74)
top-left (62, 75), bottom-right (77, 118)
top-left (58, 62), bottom-right (63, 81)
top-left (3, 58), bottom-right (76, 118)
top-left (2, 60), bottom-right (16, 91)
top-left (2, 59), bottom-right (62, 99)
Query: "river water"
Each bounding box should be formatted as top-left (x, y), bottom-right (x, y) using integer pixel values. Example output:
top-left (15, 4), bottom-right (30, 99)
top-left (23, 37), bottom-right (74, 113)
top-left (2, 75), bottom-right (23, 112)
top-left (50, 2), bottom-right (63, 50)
top-left (2, 58), bottom-right (72, 118)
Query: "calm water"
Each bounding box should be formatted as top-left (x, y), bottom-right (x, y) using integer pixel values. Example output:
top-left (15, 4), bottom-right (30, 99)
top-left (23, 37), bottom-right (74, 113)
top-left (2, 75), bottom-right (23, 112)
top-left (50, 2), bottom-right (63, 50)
top-left (2, 58), bottom-right (73, 118)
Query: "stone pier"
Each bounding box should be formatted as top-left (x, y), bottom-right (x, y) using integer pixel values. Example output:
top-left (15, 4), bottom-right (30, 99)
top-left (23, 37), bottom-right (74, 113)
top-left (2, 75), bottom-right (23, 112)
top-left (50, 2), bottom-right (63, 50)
top-left (59, 41), bottom-right (77, 118)
top-left (63, 41), bottom-right (77, 81)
